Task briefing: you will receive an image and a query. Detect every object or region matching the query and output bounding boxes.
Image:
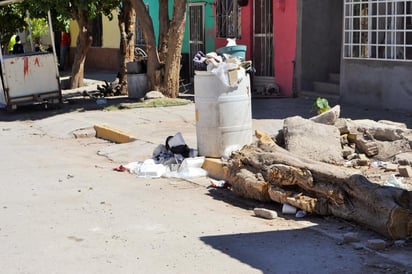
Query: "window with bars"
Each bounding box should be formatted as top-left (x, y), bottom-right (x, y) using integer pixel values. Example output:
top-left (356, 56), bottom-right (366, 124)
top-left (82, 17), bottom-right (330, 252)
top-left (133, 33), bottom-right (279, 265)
top-left (135, 4), bottom-right (149, 48)
top-left (343, 0), bottom-right (412, 61)
top-left (216, 0), bottom-right (241, 38)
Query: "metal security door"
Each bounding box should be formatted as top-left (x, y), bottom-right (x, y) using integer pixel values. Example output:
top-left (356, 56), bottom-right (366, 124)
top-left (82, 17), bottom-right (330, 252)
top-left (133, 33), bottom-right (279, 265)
top-left (253, 0), bottom-right (274, 93)
top-left (189, 3), bottom-right (205, 76)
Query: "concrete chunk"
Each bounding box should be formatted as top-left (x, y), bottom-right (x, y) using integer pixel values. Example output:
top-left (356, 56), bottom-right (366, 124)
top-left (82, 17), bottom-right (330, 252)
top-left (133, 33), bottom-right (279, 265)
top-left (367, 239), bottom-right (386, 250)
top-left (399, 166), bottom-right (412, 177)
top-left (253, 208), bottom-right (278, 219)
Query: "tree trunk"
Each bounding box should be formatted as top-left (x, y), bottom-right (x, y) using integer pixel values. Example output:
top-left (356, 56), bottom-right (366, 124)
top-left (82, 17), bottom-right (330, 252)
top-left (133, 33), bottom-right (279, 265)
top-left (70, 10), bottom-right (93, 89)
top-left (161, 0), bottom-right (186, 98)
top-left (131, 0), bottom-right (161, 91)
top-left (131, 0), bottom-right (186, 98)
top-left (118, 0), bottom-right (136, 95)
top-left (225, 135), bottom-right (412, 239)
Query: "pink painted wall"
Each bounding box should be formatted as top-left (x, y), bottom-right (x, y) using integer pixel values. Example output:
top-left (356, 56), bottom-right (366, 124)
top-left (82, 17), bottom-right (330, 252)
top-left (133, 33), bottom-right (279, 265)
top-left (213, 0), bottom-right (296, 97)
top-left (274, 0), bottom-right (297, 96)
top-left (214, 3), bottom-right (253, 61)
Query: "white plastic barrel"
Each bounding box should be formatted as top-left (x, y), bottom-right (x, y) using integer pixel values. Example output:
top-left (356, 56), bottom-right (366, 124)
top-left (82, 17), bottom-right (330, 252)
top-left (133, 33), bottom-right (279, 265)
top-left (194, 71), bottom-right (252, 158)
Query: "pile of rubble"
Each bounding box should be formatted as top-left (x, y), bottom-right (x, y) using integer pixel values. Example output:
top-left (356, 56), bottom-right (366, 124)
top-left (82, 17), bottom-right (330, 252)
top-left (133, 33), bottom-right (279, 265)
top-left (282, 105), bottom-right (412, 188)
top-left (224, 105), bottom-right (412, 239)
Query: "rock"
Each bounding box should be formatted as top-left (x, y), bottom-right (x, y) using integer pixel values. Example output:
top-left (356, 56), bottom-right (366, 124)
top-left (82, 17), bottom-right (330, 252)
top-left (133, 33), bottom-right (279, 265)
top-left (385, 163), bottom-right (398, 172)
top-left (377, 120), bottom-right (407, 129)
top-left (342, 146), bottom-right (355, 158)
top-left (283, 116), bottom-right (343, 164)
top-left (394, 152), bottom-right (412, 166)
top-left (335, 118), bottom-right (351, 135)
top-left (375, 139), bottom-right (411, 161)
top-left (394, 240), bottom-right (406, 247)
top-left (366, 239), bottom-right (386, 250)
top-left (144, 90), bottom-right (164, 99)
top-left (253, 208), bottom-right (278, 219)
top-left (346, 119), bottom-right (410, 142)
top-left (343, 232), bottom-right (360, 243)
top-left (399, 166), bottom-right (412, 177)
top-left (309, 105), bottom-right (340, 125)
top-left (355, 138), bottom-right (379, 157)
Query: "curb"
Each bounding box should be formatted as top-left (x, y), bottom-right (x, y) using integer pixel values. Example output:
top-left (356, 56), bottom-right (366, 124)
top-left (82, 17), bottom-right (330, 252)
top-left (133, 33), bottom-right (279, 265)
top-left (94, 124), bottom-right (136, 143)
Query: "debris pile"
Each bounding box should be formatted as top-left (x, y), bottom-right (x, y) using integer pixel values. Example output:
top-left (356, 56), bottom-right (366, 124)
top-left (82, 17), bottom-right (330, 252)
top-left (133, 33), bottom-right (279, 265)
top-left (114, 132), bottom-right (208, 179)
top-left (224, 105), bottom-right (412, 239)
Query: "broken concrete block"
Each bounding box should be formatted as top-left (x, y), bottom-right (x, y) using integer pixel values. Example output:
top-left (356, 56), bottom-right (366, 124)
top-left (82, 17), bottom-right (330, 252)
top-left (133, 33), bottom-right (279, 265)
top-left (346, 153), bottom-right (359, 160)
top-left (253, 208), bottom-right (278, 219)
top-left (309, 105), bottom-right (340, 125)
top-left (72, 127), bottom-right (96, 138)
top-left (343, 232), bottom-right (360, 243)
top-left (283, 116), bottom-right (343, 164)
top-left (377, 120), bottom-right (407, 129)
top-left (356, 159), bottom-right (369, 166)
top-left (334, 118), bottom-right (351, 135)
top-left (367, 239), bottom-right (386, 250)
top-left (346, 119), bottom-right (408, 142)
top-left (359, 154), bottom-right (369, 161)
top-left (355, 138), bottom-right (379, 157)
top-left (342, 146), bottom-right (355, 159)
top-left (399, 165), bottom-right (412, 177)
top-left (376, 139), bottom-right (412, 161)
top-left (394, 152), bottom-right (412, 166)
top-left (385, 163), bottom-right (398, 172)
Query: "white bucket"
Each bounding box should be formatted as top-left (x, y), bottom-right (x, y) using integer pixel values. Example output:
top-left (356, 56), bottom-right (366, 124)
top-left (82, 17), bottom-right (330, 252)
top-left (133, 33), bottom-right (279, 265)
top-left (194, 72), bottom-right (252, 158)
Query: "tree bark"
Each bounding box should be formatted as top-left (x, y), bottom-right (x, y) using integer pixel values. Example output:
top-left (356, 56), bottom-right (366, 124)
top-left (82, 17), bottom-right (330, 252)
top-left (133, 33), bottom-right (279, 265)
top-left (131, 0), bottom-right (186, 98)
top-left (225, 135), bottom-right (412, 239)
top-left (118, 0), bottom-right (136, 95)
top-left (70, 9), bottom-right (93, 89)
top-left (131, 0), bottom-right (161, 91)
top-left (162, 0), bottom-right (186, 98)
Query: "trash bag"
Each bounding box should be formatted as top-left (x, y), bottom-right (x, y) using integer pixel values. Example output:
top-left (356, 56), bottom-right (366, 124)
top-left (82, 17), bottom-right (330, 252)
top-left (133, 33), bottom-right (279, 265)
top-left (165, 134), bottom-right (190, 158)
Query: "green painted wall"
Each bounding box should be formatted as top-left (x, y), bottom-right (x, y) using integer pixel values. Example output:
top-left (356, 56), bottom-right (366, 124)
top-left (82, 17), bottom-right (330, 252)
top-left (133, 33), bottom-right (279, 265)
top-left (143, 0), bottom-right (215, 54)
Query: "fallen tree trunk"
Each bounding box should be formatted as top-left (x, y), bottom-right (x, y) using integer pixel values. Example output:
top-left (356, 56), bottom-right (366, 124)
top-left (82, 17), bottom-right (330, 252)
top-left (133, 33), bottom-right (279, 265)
top-left (225, 132), bottom-right (412, 239)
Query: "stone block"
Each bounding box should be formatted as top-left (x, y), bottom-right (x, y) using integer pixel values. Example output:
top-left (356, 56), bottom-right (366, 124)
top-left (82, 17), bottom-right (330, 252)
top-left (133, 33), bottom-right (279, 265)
top-left (343, 232), bottom-right (360, 243)
top-left (399, 165), bottom-right (412, 177)
top-left (385, 164), bottom-right (398, 172)
top-left (283, 116), bottom-right (343, 164)
top-left (253, 208), bottom-right (278, 220)
top-left (367, 239), bottom-right (386, 250)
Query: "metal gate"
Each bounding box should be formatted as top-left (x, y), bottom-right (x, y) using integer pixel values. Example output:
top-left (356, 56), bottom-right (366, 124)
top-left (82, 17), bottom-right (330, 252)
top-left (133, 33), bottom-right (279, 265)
top-left (188, 3), bottom-right (205, 76)
top-left (253, 0), bottom-right (274, 93)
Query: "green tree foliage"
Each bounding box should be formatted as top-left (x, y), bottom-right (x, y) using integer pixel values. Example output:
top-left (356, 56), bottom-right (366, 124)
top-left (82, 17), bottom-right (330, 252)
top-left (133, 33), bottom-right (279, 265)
top-left (0, 3), bottom-right (26, 46)
top-left (21, 0), bottom-right (121, 88)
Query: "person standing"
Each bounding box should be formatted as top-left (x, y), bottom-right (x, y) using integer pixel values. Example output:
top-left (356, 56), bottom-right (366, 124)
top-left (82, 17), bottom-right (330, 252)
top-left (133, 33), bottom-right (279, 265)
top-left (8, 34), bottom-right (16, 53)
top-left (60, 31), bottom-right (70, 71)
top-left (12, 35), bottom-right (24, 54)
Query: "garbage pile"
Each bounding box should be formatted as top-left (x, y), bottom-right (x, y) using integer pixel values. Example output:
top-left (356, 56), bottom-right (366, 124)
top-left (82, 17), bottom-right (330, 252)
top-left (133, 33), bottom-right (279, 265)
top-left (192, 39), bottom-right (253, 88)
top-left (113, 132), bottom-right (207, 179)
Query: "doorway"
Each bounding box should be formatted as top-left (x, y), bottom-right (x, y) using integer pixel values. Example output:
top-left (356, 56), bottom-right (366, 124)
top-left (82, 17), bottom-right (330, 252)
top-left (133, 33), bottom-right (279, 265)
top-left (188, 3), bottom-right (206, 77)
top-left (253, 0), bottom-right (274, 95)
